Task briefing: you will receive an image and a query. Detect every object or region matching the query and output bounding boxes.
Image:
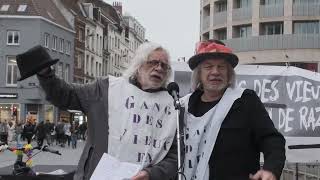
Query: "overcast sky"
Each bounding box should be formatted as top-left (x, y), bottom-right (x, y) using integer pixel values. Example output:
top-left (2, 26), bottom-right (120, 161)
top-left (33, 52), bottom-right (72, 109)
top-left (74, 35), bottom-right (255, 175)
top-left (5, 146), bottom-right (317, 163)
top-left (103, 0), bottom-right (200, 61)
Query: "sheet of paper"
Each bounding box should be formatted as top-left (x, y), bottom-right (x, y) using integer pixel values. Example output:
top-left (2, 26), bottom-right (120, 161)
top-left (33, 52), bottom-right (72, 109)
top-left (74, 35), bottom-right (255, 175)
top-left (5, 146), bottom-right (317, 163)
top-left (90, 153), bottom-right (141, 180)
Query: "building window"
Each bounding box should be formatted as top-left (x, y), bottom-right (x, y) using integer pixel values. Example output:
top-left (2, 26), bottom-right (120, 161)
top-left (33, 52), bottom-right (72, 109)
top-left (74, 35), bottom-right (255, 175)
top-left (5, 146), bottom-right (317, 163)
top-left (96, 62), bottom-right (98, 76)
top-left (293, 21), bottom-right (319, 34)
top-left (66, 41), bottom-right (71, 55)
top-left (6, 56), bottom-right (18, 86)
top-left (86, 55), bottom-right (89, 74)
top-left (214, 28), bottom-right (227, 40)
top-left (293, 0), bottom-right (318, 4)
top-left (91, 34), bottom-right (95, 51)
top-left (7, 31), bottom-right (20, 45)
top-left (65, 64), bottom-right (70, 82)
top-left (52, 36), bottom-right (57, 50)
top-left (78, 29), bottom-right (83, 42)
top-left (260, 0), bottom-right (283, 5)
top-left (17, 5), bottom-right (27, 12)
top-left (57, 63), bottom-right (63, 78)
top-left (86, 29), bottom-right (90, 48)
top-left (215, 1), bottom-right (227, 12)
top-left (234, 25), bottom-right (252, 38)
top-left (59, 38), bottom-right (64, 53)
top-left (77, 53), bottom-right (83, 69)
top-left (44, 33), bottom-right (50, 48)
top-left (0, 5), bottom-right (10, 11)
top-left (260, 22), bottom-right (283, 35)
top-left (234, 0), bottom-right (250, 8)
top-left (91, 57), bottom-right (94, 76)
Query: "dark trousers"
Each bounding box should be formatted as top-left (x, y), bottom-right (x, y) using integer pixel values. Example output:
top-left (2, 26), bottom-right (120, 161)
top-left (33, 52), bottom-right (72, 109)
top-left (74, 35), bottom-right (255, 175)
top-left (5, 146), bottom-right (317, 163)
top-left (25, 134), bottom-right (33, 144)
top-left (0, 134), bottom-right (8, 144)
top-left (37, 137), bottom-right (44, 147)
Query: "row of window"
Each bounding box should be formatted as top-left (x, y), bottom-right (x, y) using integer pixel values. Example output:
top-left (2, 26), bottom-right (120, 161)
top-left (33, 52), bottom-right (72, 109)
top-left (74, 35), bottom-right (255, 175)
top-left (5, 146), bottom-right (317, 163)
top-left (6, 30), bottom-right (72, 56)
top-left (44, 33), bottom-right (71, 55)
top-left (214, 21), bottom-right (320, 40)
top-left (213, 0), bottom-right (319, 12)
top-left (86, 29), bottom-right (103, 56)
top-left (0, 4), bottom-right (27, 12)
top-left (7, 31), bottom-right (20, 45)
top-left (85, 55), bottom-right (103, 77)
top-left (5, 56), bottom-right (71, 86)
top-left (55, 63), bottom-right (70, 83)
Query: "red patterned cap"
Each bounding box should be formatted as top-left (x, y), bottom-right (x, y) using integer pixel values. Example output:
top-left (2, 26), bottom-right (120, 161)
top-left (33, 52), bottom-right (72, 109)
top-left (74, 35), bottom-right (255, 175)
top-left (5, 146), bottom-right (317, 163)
top-left (188, 40), bottom-right (238, 70)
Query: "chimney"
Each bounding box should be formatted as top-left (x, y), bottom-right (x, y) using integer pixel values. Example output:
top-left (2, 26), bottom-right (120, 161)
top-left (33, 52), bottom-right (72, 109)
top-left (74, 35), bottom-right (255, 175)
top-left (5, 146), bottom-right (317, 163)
top-left (113, 2), bottom-right (122, 15)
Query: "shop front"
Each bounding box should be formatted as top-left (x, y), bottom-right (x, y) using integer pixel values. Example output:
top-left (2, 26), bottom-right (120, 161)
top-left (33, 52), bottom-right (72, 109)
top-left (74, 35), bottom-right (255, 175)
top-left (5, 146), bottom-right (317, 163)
top-left (0, 103), bottom-right (20, 123)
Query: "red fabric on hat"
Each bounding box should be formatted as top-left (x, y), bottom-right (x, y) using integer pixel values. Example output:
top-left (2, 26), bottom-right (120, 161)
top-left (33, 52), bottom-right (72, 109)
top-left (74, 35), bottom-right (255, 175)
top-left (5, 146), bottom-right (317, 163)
top-left (196, 41), bottom-right (232, 54)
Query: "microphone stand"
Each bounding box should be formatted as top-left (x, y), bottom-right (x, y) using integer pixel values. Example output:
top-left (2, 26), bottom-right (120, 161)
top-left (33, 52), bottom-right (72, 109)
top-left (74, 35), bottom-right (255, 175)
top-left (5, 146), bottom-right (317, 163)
top-left (173, 99), bottom-right (183, 180)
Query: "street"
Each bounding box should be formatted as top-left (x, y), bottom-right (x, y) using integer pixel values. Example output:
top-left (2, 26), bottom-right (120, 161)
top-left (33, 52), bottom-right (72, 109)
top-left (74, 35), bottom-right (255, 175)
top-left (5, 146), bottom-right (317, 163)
top-left (0, 140), bottom-right (85, 175)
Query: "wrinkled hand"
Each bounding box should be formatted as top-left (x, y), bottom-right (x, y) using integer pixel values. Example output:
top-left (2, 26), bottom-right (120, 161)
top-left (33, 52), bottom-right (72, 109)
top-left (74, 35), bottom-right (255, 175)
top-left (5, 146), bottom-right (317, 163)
top-left (249, 170), bottom-right (276, 180)
top-left (131, 170), bottom-right (150, 180)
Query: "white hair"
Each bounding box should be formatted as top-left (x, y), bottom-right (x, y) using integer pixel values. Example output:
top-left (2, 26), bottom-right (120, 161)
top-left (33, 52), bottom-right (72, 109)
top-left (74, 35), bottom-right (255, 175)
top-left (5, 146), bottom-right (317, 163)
top-left (191, 61), bottom-right (236, 91)
top-left (123, 42), bottom-right (172, 87)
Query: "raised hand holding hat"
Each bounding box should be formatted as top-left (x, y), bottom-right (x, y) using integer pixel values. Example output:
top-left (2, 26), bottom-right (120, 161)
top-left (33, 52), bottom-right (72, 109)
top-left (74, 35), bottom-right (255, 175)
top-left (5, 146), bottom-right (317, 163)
top-left (16, 45), bottom-right (59, 81)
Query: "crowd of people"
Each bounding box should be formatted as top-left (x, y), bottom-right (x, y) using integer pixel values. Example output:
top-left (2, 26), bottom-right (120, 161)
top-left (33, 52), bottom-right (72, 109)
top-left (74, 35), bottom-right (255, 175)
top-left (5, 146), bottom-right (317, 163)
top-left (0, 118), bottom-right (87, 149)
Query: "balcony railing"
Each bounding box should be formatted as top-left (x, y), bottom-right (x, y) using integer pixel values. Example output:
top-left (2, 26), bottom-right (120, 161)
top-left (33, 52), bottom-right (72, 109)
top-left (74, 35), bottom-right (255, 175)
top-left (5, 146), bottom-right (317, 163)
top-left (224, 34), bottom-right (320, 52)
top-left (260, 4), bottom-right (284, 18)
top-left (293, 3), bottom-right (320, 16)
top-left (202, 16), bottom-right (210, 30)
top-left (213, 11), bottom-right (227, 26)
top-left (232, 7), bottom-right (252, 21)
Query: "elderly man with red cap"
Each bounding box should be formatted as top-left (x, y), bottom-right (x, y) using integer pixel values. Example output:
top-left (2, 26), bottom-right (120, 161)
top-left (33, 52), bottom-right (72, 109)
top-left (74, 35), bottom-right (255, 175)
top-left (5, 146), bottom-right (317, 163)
top-left (181, 40), bottom-right (286, 180)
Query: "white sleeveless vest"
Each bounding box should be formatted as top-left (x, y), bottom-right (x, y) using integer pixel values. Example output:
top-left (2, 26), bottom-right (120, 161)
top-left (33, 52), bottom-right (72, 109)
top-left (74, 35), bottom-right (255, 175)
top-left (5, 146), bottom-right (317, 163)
top-left (108, 77), bottom-right (177, 169)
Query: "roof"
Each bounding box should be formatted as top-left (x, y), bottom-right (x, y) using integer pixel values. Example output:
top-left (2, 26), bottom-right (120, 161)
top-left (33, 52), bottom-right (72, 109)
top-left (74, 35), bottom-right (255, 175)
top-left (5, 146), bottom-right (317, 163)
top-left (85, 0), bottom-right (121, 24)
top-left (0, 0), bottom-right (72, 30)
top-left (59, 0), bottom-right (86, 20)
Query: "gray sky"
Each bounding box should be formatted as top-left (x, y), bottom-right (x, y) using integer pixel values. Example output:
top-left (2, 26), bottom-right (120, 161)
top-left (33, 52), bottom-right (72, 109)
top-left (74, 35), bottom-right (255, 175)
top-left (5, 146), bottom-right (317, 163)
top-left (103, 0), bottom-right (200, 61)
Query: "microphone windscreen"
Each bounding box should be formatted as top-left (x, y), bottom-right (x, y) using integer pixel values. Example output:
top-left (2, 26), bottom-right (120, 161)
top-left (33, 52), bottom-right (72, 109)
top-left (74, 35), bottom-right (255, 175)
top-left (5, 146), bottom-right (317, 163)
top-left (167, 82), bottom-right (179, 96)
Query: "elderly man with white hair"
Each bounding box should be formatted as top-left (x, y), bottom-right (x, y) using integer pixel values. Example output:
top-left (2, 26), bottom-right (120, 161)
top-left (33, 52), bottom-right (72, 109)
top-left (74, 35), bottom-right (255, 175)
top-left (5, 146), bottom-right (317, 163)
top-left (16, 42), bottom-right (178, 180)
top-left (181, 40), bottom-right (286, 180)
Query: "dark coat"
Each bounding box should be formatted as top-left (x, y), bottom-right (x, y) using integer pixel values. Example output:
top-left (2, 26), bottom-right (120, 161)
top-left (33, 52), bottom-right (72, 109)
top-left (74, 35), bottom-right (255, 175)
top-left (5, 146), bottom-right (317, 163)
top-left (187, 89), bottom-right (286, 180)
top-left (35, 122), bottom-right (46, 139)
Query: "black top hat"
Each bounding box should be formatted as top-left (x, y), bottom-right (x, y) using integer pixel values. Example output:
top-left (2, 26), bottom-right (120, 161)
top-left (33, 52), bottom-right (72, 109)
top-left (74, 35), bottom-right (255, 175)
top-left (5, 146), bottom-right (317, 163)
top-left (16, 45), bottom-right (59, 81)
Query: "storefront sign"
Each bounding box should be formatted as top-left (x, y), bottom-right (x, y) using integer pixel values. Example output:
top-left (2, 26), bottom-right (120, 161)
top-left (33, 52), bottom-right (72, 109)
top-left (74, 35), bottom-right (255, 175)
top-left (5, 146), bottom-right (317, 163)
top-left (0, 93), bottom-right (18, 99)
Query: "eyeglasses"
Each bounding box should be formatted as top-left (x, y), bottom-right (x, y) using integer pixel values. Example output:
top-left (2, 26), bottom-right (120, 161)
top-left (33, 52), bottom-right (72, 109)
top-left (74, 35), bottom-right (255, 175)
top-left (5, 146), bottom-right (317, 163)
top-left (146, 60), bottom-right (171, 71)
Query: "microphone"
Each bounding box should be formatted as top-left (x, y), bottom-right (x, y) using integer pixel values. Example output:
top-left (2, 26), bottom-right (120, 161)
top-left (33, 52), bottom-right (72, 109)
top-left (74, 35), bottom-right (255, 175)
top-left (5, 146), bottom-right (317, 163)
top-left (167, 82), bottom-right (181, 109)
top-left (42, 145), bottom-right (61, 155)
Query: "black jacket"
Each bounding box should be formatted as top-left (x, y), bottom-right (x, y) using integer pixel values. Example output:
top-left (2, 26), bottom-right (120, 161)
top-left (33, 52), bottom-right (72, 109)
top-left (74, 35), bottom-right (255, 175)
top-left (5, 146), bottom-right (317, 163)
top-left (187, 89), bottom-right (286, 180)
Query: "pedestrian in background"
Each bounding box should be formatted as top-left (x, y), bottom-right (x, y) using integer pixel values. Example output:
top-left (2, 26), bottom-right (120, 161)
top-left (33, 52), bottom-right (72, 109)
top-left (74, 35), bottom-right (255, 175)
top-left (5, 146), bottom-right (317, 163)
top-left (55, 120), bottom-right (65, 147)
top-left (44, 119), bottom-right (53, 146)
top-left (8, 121), bottom-right (15, 143)
top-left (0, 120), bottom-right (8, 144)
top-left (70, 121), bottom-right (78, 149)
top-left (34, 121), bottom-right (46, 147)
top-left (14, 122), bottom-right (23, 145)
top-left (23, 118), bottom-right (35, 144)
top-left (64, 120), bottom-right (72, 147)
